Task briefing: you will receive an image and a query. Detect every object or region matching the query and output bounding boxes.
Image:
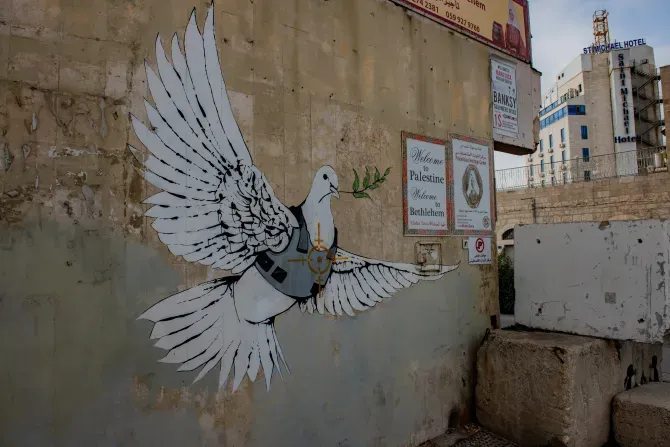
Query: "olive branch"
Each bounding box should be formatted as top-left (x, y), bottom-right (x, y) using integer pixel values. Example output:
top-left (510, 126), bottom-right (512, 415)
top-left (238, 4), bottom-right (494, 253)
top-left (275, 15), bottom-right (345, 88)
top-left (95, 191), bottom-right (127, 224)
top-left (341, 166), bottom-right (391, 199)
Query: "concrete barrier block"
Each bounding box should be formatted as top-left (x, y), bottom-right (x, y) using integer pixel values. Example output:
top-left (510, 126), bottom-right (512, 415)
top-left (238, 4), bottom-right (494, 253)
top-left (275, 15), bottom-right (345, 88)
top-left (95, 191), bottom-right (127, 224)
top-left (476, 330), bottom-right (620, 447)
top-left (613, 383), bottom-right (670, 447)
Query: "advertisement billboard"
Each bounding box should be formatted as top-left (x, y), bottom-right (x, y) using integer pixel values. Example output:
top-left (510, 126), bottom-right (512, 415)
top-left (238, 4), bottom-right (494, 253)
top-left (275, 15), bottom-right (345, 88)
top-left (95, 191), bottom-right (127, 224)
top-left (389, 0), bottom-right (532, 64)
top-left (491, 58), bottom-right (518, 138)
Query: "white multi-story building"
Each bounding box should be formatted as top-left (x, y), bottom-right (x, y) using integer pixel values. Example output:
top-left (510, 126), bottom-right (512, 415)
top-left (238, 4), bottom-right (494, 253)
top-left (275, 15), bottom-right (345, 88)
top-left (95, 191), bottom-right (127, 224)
top-left (526, 44), bottom-right (663, 187)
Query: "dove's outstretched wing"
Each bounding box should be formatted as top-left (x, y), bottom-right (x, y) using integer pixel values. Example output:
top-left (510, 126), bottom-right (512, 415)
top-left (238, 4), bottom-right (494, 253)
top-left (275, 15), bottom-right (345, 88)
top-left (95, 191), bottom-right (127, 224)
top-left (129, 7), bottom-right (297, 274)
top-left (299, 248), bottom-right (460, 316)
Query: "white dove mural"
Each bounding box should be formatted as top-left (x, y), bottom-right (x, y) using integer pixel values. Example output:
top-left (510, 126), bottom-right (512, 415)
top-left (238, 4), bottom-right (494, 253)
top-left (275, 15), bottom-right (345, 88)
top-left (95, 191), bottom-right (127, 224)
top-left (130, 5), bottom-right (460, 393)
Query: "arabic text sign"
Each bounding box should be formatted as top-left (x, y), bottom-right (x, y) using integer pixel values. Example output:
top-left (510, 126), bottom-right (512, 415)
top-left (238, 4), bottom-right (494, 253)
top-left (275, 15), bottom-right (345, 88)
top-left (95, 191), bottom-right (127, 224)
top-left (468, 237), bottom-right (492, 264)
top-left (452, 137), bottom-right (491, 232)
top-left (390, 0), bottom-right (531, 63)
top-left (492, 59), bottom-right (518, 138)
top-left (403, 134), bottom-right (449, 236)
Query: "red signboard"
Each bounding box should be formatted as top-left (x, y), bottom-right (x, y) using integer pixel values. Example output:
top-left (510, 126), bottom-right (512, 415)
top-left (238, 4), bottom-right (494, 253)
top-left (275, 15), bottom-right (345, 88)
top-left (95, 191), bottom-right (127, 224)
top-left (389, 0), bottom-right (532, 64)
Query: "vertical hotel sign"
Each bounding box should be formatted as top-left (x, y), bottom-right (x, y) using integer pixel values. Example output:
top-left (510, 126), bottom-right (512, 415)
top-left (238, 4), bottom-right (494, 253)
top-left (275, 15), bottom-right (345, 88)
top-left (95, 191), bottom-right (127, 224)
top-left (388, 0), bottom-right (531, 63)
top-left (402, 132), bottom-right (494, 237)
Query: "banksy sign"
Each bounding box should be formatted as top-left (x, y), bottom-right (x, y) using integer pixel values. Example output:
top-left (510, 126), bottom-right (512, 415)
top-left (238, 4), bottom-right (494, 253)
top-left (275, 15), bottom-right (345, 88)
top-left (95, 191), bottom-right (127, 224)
top-left (402, 132), bottom-right (449, 236)
top-left (491, 58), bottom-right (518, 139)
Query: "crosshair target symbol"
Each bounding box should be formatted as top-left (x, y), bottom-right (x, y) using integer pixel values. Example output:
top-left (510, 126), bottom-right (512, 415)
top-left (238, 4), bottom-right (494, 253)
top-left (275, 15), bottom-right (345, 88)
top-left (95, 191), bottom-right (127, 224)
top-left (307, 245), bottom-right (332, 277)
top-left (288, 222), bottom-right (349, 294)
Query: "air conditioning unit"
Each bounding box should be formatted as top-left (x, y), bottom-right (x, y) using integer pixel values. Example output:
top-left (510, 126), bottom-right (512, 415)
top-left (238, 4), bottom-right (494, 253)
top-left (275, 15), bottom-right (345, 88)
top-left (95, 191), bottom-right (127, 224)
top-left (549, 169), bottom-right (555, 175)
top-left (539, 152), bottom-right (544, 157)
top-left (529, 177), bottom-right (534, 182)
top-left (527, 156), bottom-right (533, 162)
top-left (540, 172), bottom-right (545, 178)
top-left (559, 143), bottom-right (566, 148)
top-left (560, 165), bottom-right (567, 171)
top-left (548, 148), bottom-right (554, 153)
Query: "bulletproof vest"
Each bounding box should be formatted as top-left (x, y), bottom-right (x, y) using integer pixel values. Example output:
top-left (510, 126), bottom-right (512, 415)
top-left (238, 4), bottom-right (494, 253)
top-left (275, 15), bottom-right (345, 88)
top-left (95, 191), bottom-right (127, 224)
top-left (254, 206), bottom-right (338, 299)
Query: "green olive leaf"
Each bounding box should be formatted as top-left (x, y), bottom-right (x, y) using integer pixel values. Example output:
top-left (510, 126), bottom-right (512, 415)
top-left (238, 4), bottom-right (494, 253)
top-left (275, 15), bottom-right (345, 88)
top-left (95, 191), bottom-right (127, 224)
top-left (352, 169), bottom-right (360, 192)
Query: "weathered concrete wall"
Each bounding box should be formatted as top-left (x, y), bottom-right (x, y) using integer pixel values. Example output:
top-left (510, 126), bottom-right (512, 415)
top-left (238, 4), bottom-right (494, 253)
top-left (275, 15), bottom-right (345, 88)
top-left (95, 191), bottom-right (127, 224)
top-left (0, 0), bottom-right (503, 445)
top-left (514, 221), bottom-right (670, 344)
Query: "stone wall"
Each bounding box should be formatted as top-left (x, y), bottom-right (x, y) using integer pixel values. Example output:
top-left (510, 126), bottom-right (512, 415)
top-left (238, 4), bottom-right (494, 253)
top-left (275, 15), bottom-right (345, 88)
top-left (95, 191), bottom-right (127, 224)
top-left (496, 171), bottom-right (670, 235)
top-left (0, 0), bottom-right (507, 445)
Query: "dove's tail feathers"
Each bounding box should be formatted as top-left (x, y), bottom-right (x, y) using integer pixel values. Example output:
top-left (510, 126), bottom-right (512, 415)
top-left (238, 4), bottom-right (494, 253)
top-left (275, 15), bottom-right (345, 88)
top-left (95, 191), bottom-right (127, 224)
top-left (139, 276), bottom-right (288, 392)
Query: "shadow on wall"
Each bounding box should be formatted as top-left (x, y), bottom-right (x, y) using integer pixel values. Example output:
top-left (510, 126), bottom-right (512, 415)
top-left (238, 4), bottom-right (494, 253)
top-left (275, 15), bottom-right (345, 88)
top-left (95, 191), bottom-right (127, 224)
top-left (497, 251), bottom-right (515, 315)
top-left (624, 356), bottom-right (661, 390)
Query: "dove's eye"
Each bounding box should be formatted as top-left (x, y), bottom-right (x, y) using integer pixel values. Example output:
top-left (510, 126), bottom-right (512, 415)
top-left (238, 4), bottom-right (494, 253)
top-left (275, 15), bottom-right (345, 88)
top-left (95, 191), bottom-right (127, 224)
top-left (323, 174), bottom-right (328, 180)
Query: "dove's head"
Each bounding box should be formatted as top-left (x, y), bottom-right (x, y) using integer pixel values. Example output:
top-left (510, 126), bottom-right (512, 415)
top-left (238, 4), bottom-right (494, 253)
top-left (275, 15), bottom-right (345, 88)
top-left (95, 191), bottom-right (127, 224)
top-left (310, 165), bottom-right (339, 203)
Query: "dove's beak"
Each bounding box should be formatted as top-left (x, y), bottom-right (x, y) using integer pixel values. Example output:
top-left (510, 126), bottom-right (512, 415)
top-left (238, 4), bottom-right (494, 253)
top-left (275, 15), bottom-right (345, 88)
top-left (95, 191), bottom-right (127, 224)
top-left (330, 184), bottom-right (339, 199)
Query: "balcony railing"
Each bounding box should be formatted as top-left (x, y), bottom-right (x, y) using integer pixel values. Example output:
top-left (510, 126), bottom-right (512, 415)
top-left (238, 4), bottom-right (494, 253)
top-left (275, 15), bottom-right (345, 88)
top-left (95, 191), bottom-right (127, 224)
top-left (496, 147), bottom-right (667, 191)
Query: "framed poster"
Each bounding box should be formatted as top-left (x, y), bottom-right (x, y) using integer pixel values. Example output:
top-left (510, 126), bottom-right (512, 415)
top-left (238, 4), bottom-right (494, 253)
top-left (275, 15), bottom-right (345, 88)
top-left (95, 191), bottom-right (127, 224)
top-left (450, 134), bottom-right (494, 236)
top-left (491, 58), bottom-right (518, 139)
top-left (402, 132), bottom-right (450, 236)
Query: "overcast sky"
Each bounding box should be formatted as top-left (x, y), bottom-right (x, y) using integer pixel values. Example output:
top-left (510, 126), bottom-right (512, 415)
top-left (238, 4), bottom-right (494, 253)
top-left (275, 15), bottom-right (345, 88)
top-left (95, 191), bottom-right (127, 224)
top-left (494, 0), bottom-right (670, 172)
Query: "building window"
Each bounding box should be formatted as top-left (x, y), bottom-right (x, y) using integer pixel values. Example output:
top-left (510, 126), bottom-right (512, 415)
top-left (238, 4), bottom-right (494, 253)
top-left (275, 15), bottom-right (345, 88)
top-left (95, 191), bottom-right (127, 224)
top-left (541, 160), bottom-right (545, 173)
top-left (540, 139), bottom-right (544, 152)
top-left (560, 128), bottom-right (565, 142)
top-left (581, 125), bottom-right (588, 139)
top-left (579, 83), bottom-right (582, 93)
top-left (563, 173), bottom-right (568, 184)
top-left (530, 164), bottom-right (534, 177)
top-left (561, 150), bottom-right (566, 162)
top-left (582, 148), bottom-right (590, 162)
top-left (549, 135), bottom-right (554, 148)
top-left (550, 155), bottom-right (555, 169)
top-left (584, 170), bottom-right (591, 181)
top-left (540, 106), bottom-right (568, 129)
top-left (568, 105), bottom-right (586, 115)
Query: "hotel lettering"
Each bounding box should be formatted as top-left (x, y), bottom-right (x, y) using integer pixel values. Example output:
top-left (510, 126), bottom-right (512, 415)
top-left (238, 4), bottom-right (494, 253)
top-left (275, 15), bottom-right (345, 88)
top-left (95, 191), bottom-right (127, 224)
top-left (618, 53), bottom-right (631, 136)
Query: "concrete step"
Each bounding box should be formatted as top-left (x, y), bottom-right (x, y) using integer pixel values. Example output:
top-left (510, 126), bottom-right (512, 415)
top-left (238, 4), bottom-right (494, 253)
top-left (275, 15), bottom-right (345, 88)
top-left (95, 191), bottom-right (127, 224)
top-left (613, 382), bottom-right (670, 447)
